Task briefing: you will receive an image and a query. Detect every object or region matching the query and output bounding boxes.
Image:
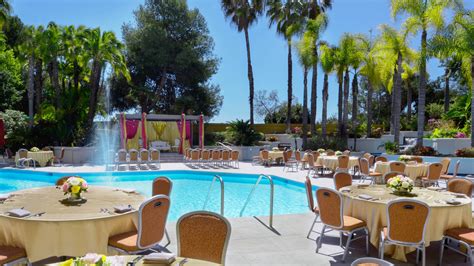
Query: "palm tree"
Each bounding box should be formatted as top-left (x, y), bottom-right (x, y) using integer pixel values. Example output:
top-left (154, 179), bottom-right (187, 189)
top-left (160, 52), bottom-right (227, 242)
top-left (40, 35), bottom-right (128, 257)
top-left (430, 10), bottom-right (474, 146)
top-left (19, 26), bottom-right (38, 127)
top-left (301, 1), bottom-right (331, 134)
top-left (267, 0), bottom-right (304, 133)
top-left (319, 43), bottom-right (335, 139)
top-left (0, 0), bottom-right (11, 28)
top-left (358, 33), bottom-right (381, 138)
top-left (40, 22), bottom-right (62, 108)
top-left (349, 35), bottom-right (364, 149)
top-left (221, 0), bottom-right (264, 126)
top-left (391, 0), bottom-right (462, 147)
top-left (62, 25), bottom-right (87, 90)
top-left (401, 62), bottom-right (417, 121)
top-left (375, 25), bottom-right (414, 146)
top-left (83, 28), bottom-right (130, 133)
top-left (297, 21), bottom-right (318, 147)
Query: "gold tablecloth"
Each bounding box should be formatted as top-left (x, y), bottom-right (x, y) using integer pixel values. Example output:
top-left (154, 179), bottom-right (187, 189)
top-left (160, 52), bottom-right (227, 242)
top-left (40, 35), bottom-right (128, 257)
top-left (0, 186), bottom-right (145, 262)
top-left (340, 185), bottom-right (472, 262)
top-left (49, 256), bottom-right (220, 265)
top-left (15, 151), bottom-right (54, 167)
top-left (316, 156), bottom-right (359, 171)
top-left (268, 151), bottom-right (284, 160)
top-left (374, 162), bottom-right (429, 180)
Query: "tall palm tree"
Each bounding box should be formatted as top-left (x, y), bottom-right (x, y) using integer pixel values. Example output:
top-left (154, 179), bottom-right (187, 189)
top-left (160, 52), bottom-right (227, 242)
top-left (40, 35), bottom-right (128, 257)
top-left (391, 0), bottom-right (462, 147)
top-left (221, 0), bottom-right (264, 126)
top-left (319, 43), bottom-right (335, 139)
top-left (430, 10), bottom-right (474, 146)
top-left (401, 61), bottom-right (418, 121)
top-left (83, 28), bottom-right (130, 133)
top-left (19, 26), bottom-right (38, 127)
top-left (62, 25), bottom-right (87, 90)
top-left (301, 0), bottom-right (331, 134)
top-left (40, 22), bottom-right (62, 108)
top-left (349, 35), bottom-right (364, 149)
top-left (297, 20), bottom-right (318, 147)
top-left (375, 25), bottom-right (414, 146)
top-left (358, 34), bottom-right (381, 138)
top-left (267, 0), bottom-right (304, 133)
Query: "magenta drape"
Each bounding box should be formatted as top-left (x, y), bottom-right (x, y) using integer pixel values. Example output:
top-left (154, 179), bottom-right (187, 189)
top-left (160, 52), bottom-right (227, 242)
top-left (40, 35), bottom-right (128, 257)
top-left (126, 120), bottom-right (139, 139)
top-left (179, 114), bottom-right (185, 154)
top-left (141, 113), bottom-right (147, 149)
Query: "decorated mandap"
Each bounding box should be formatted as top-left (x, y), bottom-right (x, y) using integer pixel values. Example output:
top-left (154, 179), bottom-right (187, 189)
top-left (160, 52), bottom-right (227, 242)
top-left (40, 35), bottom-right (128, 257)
top-left (118, 113), bottom-right (205, 154)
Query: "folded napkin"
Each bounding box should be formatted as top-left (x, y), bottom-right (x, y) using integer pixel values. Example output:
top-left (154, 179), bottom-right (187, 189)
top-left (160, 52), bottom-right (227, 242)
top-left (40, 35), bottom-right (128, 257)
top-left (0, 194), bottom-right (11, 201)
top-left (114, 205), bottom-right (132, 213)
top-left (357, 184), bottom-right (369, 188)
top-left (340, 188), bottom-right (351, 193)
top-left (426, 186), bottom-right (443, 191)
top-left (7, 208), bottom-right (31, 218)
top-left (358, 194), bottom-right (373, 200)
top-left (445, 199), bottom-right (461, 205)
top-left (120, 188), bottom-right (136, 193)
top-left (450, 192), bottom-right (467, 198)
top-left (143, 253), bottom-right (176, 264)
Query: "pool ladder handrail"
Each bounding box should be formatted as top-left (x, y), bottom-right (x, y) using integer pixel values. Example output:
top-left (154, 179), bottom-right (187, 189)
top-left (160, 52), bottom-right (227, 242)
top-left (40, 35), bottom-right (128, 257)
top-left (202, 175), bottom-right (224, 215)
top-left (239, 174), bottom-right (274, 228)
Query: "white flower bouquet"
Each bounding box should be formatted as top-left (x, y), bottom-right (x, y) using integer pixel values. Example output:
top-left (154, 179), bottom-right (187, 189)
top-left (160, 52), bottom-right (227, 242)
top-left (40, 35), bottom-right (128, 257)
top-left (387, 175), bottom-right (414, 195)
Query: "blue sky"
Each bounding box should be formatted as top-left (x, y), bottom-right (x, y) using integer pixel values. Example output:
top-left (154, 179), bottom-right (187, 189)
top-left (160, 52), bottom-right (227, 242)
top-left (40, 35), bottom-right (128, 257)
top-left (12, 0), bottom-right (473, 123)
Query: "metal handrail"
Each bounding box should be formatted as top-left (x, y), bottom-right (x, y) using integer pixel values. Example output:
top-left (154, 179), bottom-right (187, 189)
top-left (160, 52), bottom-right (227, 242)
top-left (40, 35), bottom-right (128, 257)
top-left (202, 175), bottom-right (224, 215)
top-left (239, 174), bottom-right (274, 228)
top-left (216, 142), bottom-right (233, 151)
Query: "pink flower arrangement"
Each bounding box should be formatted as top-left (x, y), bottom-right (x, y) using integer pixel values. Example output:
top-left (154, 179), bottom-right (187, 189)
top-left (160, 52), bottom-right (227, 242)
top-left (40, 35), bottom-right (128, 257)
top-left (455, 132), bottom-right (466, 138)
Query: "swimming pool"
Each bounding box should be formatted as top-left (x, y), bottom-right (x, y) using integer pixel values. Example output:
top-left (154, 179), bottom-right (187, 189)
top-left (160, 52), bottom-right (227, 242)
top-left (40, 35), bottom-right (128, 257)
top-left (0, 169), bottom-right (314, 221)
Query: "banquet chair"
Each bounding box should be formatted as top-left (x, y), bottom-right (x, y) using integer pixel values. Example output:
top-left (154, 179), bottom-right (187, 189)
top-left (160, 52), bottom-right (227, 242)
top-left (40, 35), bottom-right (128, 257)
top-left (421, 163), bottom-right (444, 187)
top-left (116, 149), bottom-right (128, 171)
top-left (351, 257), bottom-right (394, 266)
top-left (326, 149), bottom-right (335, 156)
top-left (305, 176), bottom-right (320, 239)
top-left (379, 199), bottom-right (429, 266)
top-left (383, 171), bottom-right (402, 184)
top-left (200, 149), bottom-right (211, 166)
top-left (359, 158), bottom-right (382, 184)
top-left (108, 195), bottom-right (170, 254)
top-left (389, 161), bottom-right (406, 173)
top-left (315, 188), bottom-right (369, 262)
top-left (17, 148), bottom-right (35, 168)
top-left (283, 150), bottom-right (298, 172)
top-left (152, 176), bottom-right (173, 247)
top-left (411, 156), bottom-right (423, 163)
top-left (128, 149), bottom-right (139, 170)
top-left (343, 150), bottom-right (351, 156)
top-left (0, 246), bottom-right (29, 266)
top-left (362, 153), bottom-right (371, 161)
top-left (149, 149), bottom-right (160, 169)
top-left (177, 211), bottom-right (231, 265)
top-left (139, 149), bottom-right (150, 170)
top-left (221, 150), bottom-right (231, 167)
top-left (336, 155), bottom-right (349, 173)
top-left (212, 150), bottom-right (222, 167)
top-left (368, 155), bottom-right (376, 168)
top-left (440, 158), bottom-right (451, 176)
top-left (441, 160), bottom-right (461, 182)
top-left (375, 156), bottom-right (388, 163)
top-left (447, 178), bottom-right (473, 197)
top-left (53, 147), bottom-right (65, 166)
top-left (307, 154), bottom-right (324, 176)
top-left (440, 227), bottom-right (474, 264)
top-left (230, 150), bottom-right (239, 168)
top-left (260, 150), bottom-right (270, 167)
top-left (334, 172), bottom-right (352, 190)
top-left (294, 150), bottom-right (302, 168)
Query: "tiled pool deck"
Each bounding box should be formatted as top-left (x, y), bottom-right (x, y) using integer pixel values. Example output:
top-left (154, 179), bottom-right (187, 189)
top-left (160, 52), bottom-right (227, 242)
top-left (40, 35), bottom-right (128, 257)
top-left (3, 162), bottom-right (472, 265)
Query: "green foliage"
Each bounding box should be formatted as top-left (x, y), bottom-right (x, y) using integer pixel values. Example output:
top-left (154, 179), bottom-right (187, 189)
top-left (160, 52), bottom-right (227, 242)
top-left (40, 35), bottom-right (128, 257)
top-left (456, 147), bottom-right (474, 158)
top-left (0, 109), bottom-right (28, 150)
top-left (264, 102), bottom-right (306, 124)
top-left (204, 131), bottom-right (226, 146)
top-left (224, 119), bottom-right (262, 146)
top-left (425, 103), bottom-right (444, 119)
top-left (404, 146), bottom-right (437, 156)
top-left (0, 38), bottom-right (23, 111)
top-left (305, 135), bottom-right (347, 151)
top-left (445, 93), bottom-right (471, 127)
top-left (111, 0), bottom-right (222, 118)
top-left (430, 128), bottom-right (458, 139)
top-left (382, 141), bottom-right (398, 154)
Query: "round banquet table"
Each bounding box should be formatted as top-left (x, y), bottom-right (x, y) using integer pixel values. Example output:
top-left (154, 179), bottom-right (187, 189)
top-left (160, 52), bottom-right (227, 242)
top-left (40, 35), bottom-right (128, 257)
top-left (374, 161), bottom-right (429, 180)
top-left (340, 185), bottom-right (472, 262)
top-left (268, 151), bottom-right (284, 161)
top-left (0, 186), bottom-right (145, 262)
top-left (316, 155), bottom-right (359, 171)
top-left (14, 151), bottom-right (55, 167)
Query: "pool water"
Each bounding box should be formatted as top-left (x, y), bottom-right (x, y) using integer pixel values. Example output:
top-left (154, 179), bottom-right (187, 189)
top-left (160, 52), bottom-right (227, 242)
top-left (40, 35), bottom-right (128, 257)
top-left (0, 170), bottom-right (314, 221)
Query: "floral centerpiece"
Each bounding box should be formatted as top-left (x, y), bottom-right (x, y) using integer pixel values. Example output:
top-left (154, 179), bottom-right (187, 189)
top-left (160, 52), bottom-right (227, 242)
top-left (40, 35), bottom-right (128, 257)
top-left (272, 147), bottom-right (279, 151)
top-left (62, 176), bottom-right (88, 201)
top-left (60, 253), bottom-right (123, 266)
top-left (30, 147), bottom-right (40, 152)
top-left (335, 151), bottom-right (342, 156)
top-left (387, 175), bottom-right (414, 196)
top-left (398, 155), bottom-right (411, 163)
top-left (317, 148), bottom-right (325, 153)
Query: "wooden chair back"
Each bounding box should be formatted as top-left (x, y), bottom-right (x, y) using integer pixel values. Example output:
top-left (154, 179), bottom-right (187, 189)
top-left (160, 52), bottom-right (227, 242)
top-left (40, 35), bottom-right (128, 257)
top-left (389, 161), bottom-right (406, 173)
top-left (201, 150), bottom-right (210, 160)
top-left (440, 158), bottom-right (451, 175)
top-left (326, 149), bottom-right (335, 156)
top-left (375, 156), bottom-right (388, 163)
top-left (359, 158), bottom-right (370, 175)
top-left (117, 149), bottom-right (127, 162)
top-left (140, 149), bottom-right (149, 162)
top-left (337, 155), bottom-right (349, 169)
top-left (221, 150), bottom-right (230, 161)
top-left (152, 176), bottom-right (173, 196)
top-left (305, 176), bottom-right (315, 212)
top-left (129, 149), bottom-right (139, 162)
top-left (231, 150), bottom-right (239, 161)
top-left (334, 172), bottom-right (352, 190)
top-left (137, 195), bottom-right (170, 249)
top-left (150, 149), bottom-right (160, 161)
top-left (386, 199), bottom-right (429, 244)
top-left (426, 163), bottom-right (443, 180)
top-left (260, 150), bottom-right (269, 160)
top-left (177, 211), bottom-right (231, 264)
top-left (18, 149), bottom-right (28, 159)
top-left (447, 178), bottom-right (473, 197)
top-left (316, 188), bottom-right (343, 229)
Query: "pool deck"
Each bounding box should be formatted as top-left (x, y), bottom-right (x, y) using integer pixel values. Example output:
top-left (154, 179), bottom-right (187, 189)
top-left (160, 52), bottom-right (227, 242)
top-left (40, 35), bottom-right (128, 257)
top-left (2, 162), bottom-right (472, 265)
